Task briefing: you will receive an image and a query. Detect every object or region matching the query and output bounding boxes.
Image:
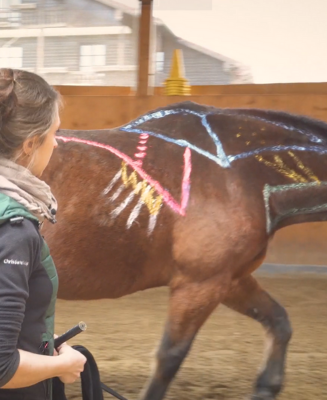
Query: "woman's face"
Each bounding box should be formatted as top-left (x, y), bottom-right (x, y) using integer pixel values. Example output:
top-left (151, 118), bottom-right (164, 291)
top-left (19, 110), bottom-right (60, 177)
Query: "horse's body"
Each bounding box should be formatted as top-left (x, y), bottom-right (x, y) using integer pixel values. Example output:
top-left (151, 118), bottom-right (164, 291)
top-left (42, 101), bottom-right (327, 400)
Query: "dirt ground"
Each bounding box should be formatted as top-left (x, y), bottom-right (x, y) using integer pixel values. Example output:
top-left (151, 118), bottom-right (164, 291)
top-left (55, 274), bottom-right (327, 400)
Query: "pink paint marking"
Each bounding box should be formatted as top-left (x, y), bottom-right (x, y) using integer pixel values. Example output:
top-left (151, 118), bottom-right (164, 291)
top-left (134, 132), bottom-right (150, 167)
top-left (137, 146), bottom-right (147, 151)
top-left (57, 136), bottom-right (191, 215)
top-left (181, 147), bottom-right (191, 212)
top-left (135, 152), bottom-right (146, 158)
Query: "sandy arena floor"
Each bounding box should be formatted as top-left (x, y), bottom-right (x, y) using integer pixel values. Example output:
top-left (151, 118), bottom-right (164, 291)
top-left (55, 275), bottom-right (327, 400)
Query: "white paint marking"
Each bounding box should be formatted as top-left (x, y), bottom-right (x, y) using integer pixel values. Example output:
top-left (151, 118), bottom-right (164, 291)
top-left (109, 183), bottom-right (125, 202)
top-left (111, 181), bottom-right (143, 219)
top-left (147, 212), bottom-right (159, 236)
top-left (126, 185), bottom-right (152, 229)
top-left (102, 169), bottom-right (122, 195)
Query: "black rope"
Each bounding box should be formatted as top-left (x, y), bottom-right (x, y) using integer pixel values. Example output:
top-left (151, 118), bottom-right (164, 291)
top-left (74, 345), bottom-right (104, 400)
top-left (52, 345), bottom-right (129, 400)
top-left (101, 382), bottom-right (129, 400)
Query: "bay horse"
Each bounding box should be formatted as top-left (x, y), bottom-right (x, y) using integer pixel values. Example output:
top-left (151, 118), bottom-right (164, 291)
top-left (42, 100), bottom-right (327, 400)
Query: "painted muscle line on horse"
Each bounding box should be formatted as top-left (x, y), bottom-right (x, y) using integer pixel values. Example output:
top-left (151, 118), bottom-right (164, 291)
top-left (114, 162), bottom-right (163, 235)
top-left (120, 106), bottom-right (325, 149)
top-left (134, 133), bottom-right (149, 166)
top-left (264, 181), bottom-right (327, 233)
top-left (56, 136), bottom-right (192, 234)
top-left (109, 131), bottom-right (161, 234)
top-left (228, 144), bottom-right (327, 162)
top-left (120, 107), bottom-right (327, 166)
top-left (255, 152), bottom-right (320, 184)
top-left (120, 108), bottom-right (231, 167)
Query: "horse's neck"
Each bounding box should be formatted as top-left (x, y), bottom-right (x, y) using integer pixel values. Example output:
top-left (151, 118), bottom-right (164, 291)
top-left (264, 181), bottom-right (327, 233)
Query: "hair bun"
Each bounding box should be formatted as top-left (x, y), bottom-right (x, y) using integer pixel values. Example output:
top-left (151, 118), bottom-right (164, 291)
top-left (0, 68), bottom-right (18, 130)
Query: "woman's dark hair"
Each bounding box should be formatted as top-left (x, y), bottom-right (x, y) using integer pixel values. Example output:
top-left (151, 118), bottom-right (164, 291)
top-left (0, 68), bottom-right (61, 161)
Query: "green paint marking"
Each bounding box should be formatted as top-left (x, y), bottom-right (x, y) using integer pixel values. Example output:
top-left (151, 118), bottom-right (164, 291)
top-left (263, 181), bottom-right (327, 233)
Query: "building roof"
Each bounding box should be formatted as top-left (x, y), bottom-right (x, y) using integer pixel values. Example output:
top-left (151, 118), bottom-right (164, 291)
top-left (94, 0), bottom-right (241, 67)
top-left (94, 0), bottom-right (138, 16)
top-left (175, 38), bottom-right (239, 66)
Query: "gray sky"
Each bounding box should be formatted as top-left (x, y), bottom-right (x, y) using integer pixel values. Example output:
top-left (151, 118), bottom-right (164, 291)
top-left (118, 0), bottom-right (327, 84)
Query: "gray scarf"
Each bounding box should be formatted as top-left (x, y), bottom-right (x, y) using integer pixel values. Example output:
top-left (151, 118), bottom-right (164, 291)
top-left (0, 158), bottom-right (57, 224)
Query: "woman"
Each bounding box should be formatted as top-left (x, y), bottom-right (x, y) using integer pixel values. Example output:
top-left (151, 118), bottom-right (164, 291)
top-left (0, 68), bottom-right (86, 400)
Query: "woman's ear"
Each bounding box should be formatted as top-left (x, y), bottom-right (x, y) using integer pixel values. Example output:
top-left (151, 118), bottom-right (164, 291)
top-left (22, 136), bottom-right (37, 157)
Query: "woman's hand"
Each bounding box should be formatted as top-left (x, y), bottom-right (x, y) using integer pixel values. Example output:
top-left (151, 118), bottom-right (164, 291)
top-left (57, 343), bottom-right (87, 384)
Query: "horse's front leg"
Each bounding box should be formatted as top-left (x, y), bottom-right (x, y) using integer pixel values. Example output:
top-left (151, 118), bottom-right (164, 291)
top-left (139, 272), bottom-right (229, 400)
top-left (223, 275), bottom-right (292, 400)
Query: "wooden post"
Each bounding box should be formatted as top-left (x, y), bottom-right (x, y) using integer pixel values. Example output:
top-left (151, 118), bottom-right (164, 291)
top-left (136, 0), bottom-right (153, 96)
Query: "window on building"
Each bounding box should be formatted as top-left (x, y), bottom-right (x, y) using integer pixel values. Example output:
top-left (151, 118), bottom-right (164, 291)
top-left (156, 51), bottom-right (165, 72)
top-left (0, 0), bottom-right (21, 27)
top-left (0, 0), bottom-right (21, 7)
top-left (8, 10), bottom-right (20, 25)
top-left (80, 45), bottom-right (106, 71)
top-left (0, 47), bottom-right (23, 68)
top-left (114, 9), bottom-right (123, 22)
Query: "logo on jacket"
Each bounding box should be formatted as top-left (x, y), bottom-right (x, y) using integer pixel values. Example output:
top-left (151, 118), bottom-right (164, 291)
top-left (3, 259), bottom-right (29, 266)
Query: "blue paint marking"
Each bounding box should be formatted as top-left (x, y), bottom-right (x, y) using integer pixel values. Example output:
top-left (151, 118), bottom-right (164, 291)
top-left (120, 107), bottom-right (327, 167)
top-left (121, 108), bottom-right (231, 168)
top-left (121, 127), bottom-right (226, 165)
top-left (200, 114), bottom-right (230, 167)
top-left (228, 145), bottom-right (327, 162)
top-left (123, 108), bottom-right (204, 128)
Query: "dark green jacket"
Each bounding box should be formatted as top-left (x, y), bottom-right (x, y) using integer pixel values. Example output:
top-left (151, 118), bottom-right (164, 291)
top-left (0, 193), bottom-right (58, 400)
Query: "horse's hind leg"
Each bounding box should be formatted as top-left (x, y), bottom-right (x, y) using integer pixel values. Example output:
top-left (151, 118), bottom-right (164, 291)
top-left (139, 273), bottom-right (229, 400)
top-left (223, 275), bottom-right (292, 400)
